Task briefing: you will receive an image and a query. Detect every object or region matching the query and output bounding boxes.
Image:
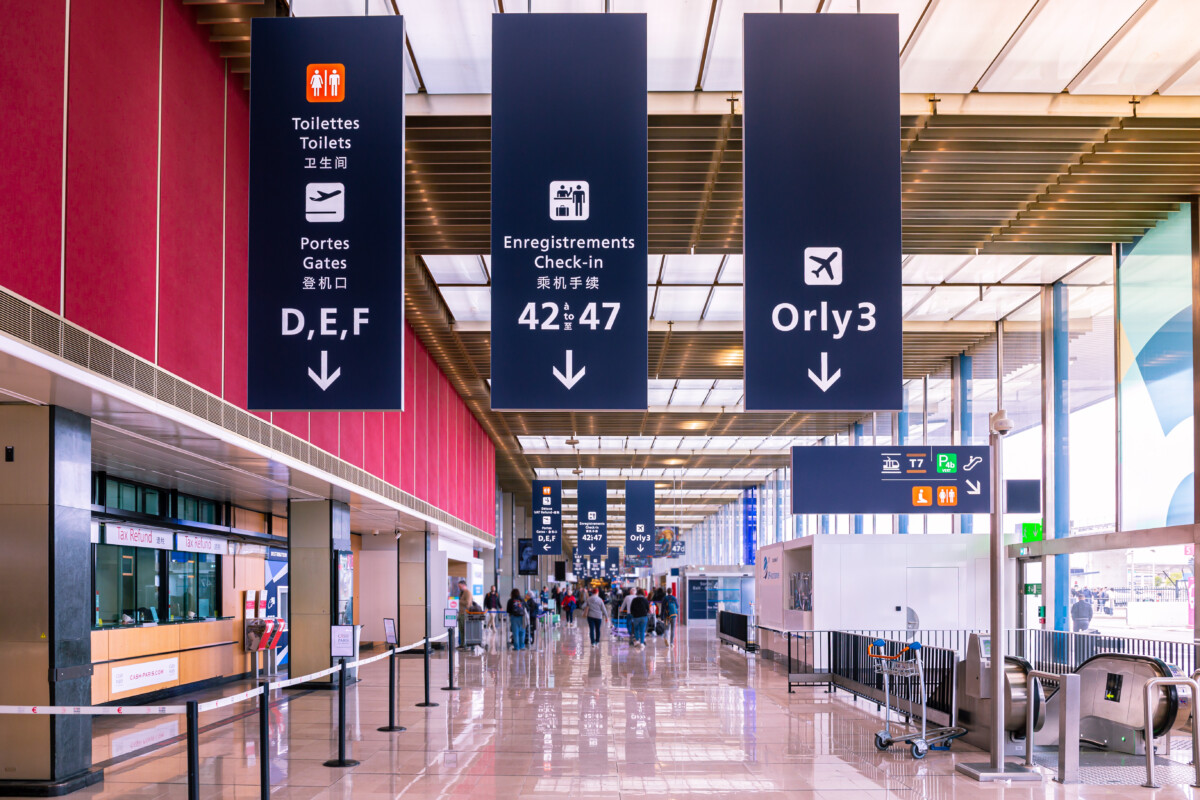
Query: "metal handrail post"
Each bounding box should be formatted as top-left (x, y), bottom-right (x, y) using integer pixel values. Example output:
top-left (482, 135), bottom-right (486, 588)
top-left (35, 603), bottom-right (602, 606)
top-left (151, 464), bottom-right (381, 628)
top-left (1025, 670), bottom-right (1079, 784)
top-left (1142, 677), bottom-right (1200, 788)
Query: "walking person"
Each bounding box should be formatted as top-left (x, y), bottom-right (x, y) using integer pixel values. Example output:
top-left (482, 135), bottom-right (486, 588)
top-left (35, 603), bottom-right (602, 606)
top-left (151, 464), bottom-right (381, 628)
top-left (629, 588), bottom-right (650, 648)
top-left (507, 589), bottom-right (527, 651)
top-left (563, 590), bottom-right (577, 625)
top-left (484, 585), bottom-right (501, 630)
top-left (585, 587), bottom-right (608, 645)
top-left (663, 590), bottom-right (679, 642)
top-left (525, 591), bottom-right (540, 647)
top-left (1070, 594), bottom-right (1094, 632)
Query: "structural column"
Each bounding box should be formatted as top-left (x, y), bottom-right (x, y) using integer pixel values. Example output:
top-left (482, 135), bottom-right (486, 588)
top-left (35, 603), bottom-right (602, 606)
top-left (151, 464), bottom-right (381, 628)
top-left (0, 406), bottom-right (95, 791)
top-left (398, 528), bottom-right (447, 646)
top-left (289, 499), bottom-right (351, 684)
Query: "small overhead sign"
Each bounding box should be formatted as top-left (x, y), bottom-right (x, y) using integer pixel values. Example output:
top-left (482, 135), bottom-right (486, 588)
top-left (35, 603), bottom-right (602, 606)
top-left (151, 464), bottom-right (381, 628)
top-left (791, 446), bottom-right (991, 514)
top-left (577, 480), bottom-right (608, 556)
top-left (624, 480), bottom-right (655, 557)
top-left (532, 479), bottom-right (563, 556)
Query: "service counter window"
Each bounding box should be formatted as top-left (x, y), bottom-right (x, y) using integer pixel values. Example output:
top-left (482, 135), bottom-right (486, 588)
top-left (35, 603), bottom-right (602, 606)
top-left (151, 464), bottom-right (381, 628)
top-left (94, 544), bottom-right (162, 626)
top-left (169, 552), bottom-right (218, 621)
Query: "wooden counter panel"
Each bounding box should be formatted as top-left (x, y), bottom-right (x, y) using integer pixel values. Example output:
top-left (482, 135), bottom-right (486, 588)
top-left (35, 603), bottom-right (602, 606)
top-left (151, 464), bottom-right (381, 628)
top-left (178, 619), bottom-right (235, 650)
top-left (91, 630), bottom-right (109, 663)
top-left (91, 664), bottom-right (110, 705)
top-left (107, 625), bottom-right (181, 661)
top-left (179, 644), bottom-right (239, 685)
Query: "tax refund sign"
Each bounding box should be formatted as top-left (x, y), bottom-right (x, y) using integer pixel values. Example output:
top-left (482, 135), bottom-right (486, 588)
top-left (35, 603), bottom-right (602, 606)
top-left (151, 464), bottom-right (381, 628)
top-left (247, 17), bottom-right (405, 410)
top-left (791, 446), bottom-right (992, 515)
top-left (490, 14), bottom-right (647, 410)
top-left (743, 14), bottom-right (901, 411)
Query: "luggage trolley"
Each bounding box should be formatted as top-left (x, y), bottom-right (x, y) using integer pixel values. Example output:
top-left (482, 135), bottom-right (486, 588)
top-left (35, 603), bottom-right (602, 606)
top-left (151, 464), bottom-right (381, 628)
top-left (869, 638), bottom-right (964, 759)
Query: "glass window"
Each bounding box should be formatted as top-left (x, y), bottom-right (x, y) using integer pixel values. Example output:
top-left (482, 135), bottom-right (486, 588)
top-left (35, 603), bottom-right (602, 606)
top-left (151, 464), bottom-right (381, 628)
top-left (169, 553), bottom-right (199, 621)
top-left (168, 552), bottom-right (218, 621)
top-left (178, 494), bottom-right (219, 525)
top-left (93, 544), bottom-right (162, 626)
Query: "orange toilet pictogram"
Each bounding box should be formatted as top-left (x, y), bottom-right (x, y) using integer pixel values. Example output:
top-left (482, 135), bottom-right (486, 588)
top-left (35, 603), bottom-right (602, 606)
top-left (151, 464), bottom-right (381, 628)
top-left (307, 64), bottom-right (346, 102)
top-left (936, 486), bottom-right (958, 506)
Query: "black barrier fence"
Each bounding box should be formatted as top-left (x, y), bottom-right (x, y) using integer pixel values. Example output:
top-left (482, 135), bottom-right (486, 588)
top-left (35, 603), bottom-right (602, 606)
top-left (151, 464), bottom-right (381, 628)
top-left (0, 631), bottom-right (448, 800)
top-left (1007, 628), bottom-right (1196, 677)
top-left (717, 610), bottom-right (751, 649)
top-left (783, 627), bottom-right (1199, 700)
top-left (828, 632), bottom-right (959, 716)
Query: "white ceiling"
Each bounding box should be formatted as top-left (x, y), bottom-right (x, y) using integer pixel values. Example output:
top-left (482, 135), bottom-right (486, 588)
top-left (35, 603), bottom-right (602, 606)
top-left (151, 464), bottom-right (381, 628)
top-left (429, 253), bottom-right (1113, 325)
top-left (296, 0), bottom-right (1200, 97)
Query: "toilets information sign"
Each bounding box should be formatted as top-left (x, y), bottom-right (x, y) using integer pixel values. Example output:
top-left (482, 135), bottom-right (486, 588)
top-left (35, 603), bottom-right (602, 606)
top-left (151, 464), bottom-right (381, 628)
top-left (791, 446), bottom-right (991, 514)
top-left (624, 480), bottom-right (655, 557)
top-left (743, 14), bottom-right (901, 412)
top-left (490, 14), bottom-right (648, 411)
top-left (247, 17), bottom-right (406, 410)
top-left (532, 479), bottom-right (562, 556)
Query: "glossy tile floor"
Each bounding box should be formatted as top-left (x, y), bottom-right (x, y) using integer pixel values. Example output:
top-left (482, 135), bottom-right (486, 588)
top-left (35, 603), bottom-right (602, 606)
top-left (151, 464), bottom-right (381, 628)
top-left (46, 621), bottom-right (1200, 799)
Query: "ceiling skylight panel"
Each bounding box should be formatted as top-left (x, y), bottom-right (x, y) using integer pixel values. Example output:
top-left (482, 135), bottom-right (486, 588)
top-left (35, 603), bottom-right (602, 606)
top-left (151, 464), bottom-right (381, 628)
top-left (900, 0), bottom-right (1038, 93)
top-left (395, 0), bottom-right (493, 93)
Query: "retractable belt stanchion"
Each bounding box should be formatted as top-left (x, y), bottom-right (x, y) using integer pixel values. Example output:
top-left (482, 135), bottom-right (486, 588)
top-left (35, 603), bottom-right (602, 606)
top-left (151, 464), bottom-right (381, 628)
top-left (323, 659), bottom-right (360, 768)
top-left (258, 689), bottom-right (271, 799)
top-left (417, 526), bottom-right (438, 708)
top-left (186, 700), bottom-right (200, 800)
top-left (378, 645), bottom-right (406, 731)
top-left (443, 627), bottom-right (459, 691)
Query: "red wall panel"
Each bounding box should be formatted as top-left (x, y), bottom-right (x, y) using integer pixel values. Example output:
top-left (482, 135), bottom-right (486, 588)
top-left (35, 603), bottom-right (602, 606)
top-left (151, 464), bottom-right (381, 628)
top-left (364, 412), bottom-right (384, 478)
top-left (417, 348), bottom-right (430, 502)
top-left (384, 411), bottom-right (401, 486)
top-left (401, 327), bottom-right (416, 494)
top-left (0, 0), bottom-right (65, 311)
top-left (273, 411), bottom-right (308, 440)
top-left (223, 75), bottom-right (250, 408)
top-left (340, 412), bottom-right (363, 468)
top-left (310, 412), bottom-right (339, 455)
top-left (64, 0), bottom-right (159, 359)
top-left (157, 0), bottom-right (224, 394)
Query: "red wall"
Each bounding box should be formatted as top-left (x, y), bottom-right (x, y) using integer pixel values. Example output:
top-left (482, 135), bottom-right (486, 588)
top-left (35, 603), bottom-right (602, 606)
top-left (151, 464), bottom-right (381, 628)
top-left (0, 0), bottom-right (496, 534)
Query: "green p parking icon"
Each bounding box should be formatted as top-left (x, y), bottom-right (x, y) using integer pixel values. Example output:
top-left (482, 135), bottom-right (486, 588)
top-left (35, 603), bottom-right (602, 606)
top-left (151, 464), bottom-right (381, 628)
top-left (936, 453), bottom-right (957, 474)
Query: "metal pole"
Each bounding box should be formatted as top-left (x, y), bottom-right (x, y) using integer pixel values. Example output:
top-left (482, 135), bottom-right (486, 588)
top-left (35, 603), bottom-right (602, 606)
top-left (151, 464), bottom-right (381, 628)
top-left (989, 424), bottom-right (1005, 771)
top-left (186, 700), bottom-right (200, 800)
top-left (443, 626), bottom-right (459, 691)
top-left (258, 689), bottom-right (270, 800)
top-left (378, 646), bottom-right (405, 731)
top-left (323, 659), bottom-right (360, 767)
top-left (417, 525), bottom-right (438, 707)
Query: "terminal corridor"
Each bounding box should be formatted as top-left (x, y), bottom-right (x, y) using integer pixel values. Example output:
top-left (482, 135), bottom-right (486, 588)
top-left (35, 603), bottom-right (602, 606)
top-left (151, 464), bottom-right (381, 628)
top-left (53, 622), bottom-right (1193, 799)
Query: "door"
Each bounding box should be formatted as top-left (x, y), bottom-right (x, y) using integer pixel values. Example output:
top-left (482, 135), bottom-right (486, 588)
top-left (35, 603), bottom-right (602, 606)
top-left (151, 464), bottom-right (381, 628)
top-left (1017, 559), bottom-right (1043, 630)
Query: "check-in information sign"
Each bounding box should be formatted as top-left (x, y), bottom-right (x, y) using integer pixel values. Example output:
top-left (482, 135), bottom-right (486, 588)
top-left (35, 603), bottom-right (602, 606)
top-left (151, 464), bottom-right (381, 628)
top-left (532, 479), bottom-right (562, 556)
top-left (577, 480), bottom-right (608, 557)
top-left (791, 446), bottom-right (991, 514)
top-left (743, 14), bottom-right (901, 411)
top-left (490, 15), bottom-right (647, 410)
top-left (248, 17), bottom-right (405, 410)
top-left (624, 480), bottom-right (655, 557)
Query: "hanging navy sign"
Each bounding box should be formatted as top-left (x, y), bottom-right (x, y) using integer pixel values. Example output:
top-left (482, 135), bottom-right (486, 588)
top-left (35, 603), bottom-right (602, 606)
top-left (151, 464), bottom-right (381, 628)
top-left (743, 14), bottom-right (901, 411)
top-left (532, 479), bottom-right (562, 556)
top-left (624, 480), bottom-right (655, 557)
top-left (490, 14), bottom-right (648, 410)
top-left (248, 16), bottom-right (405, 410)
top-left (576, 480), bottom-right (608, 557)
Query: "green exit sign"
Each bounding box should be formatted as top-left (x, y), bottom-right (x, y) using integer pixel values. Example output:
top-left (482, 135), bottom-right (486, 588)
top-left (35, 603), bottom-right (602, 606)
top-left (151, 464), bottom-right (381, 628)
top-left (1024, 583), bottom-right (1042, 596)
top-left (1021, 522), bottom-right (1044, 543)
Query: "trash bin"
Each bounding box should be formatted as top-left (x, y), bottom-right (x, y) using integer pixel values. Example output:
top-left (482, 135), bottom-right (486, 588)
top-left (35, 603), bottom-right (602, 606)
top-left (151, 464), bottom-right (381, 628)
top-left (462, 612), bottom-right (485, 647)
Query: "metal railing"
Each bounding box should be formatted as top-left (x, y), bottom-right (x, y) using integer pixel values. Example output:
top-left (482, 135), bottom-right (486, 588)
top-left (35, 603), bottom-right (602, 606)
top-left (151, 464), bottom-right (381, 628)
top-left (1142, 677), bottom-right (1200, 789)
top-left (1007, 628), bottom-right (1195, 676)
top-left (1024, 669), bottom-right (1080, 784)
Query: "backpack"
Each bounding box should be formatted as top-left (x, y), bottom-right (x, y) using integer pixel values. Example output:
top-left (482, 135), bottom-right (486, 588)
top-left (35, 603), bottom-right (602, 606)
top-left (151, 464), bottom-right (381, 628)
top-left (665, 595), bottom-right (679, 617)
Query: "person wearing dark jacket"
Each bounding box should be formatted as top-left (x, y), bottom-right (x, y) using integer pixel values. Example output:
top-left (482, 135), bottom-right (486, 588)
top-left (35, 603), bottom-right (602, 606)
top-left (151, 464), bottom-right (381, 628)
top-left (506, 589), bottom-right (527, 650)
top-left (629, 588), bottom-right (650, 648)
top-left (525, 592), bottom-right (540, 646)
top-left (1070, 597), bottom-right (1094, 632)
top-left (484, 586), bottom-right (501, 630)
